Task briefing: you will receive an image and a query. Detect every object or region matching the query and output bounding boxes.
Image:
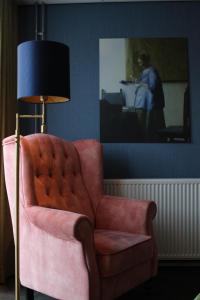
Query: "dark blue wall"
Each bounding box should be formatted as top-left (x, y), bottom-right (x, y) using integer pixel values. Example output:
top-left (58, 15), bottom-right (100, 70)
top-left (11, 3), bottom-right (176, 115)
top-left (19, 2), bottom-right (200, 178)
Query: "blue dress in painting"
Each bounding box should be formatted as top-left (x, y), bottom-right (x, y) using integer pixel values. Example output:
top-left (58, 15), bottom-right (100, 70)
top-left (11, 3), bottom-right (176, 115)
top-left (139, 66), bottom-right (166, 139)
top-left (139, 66), bottom-right (165, 109)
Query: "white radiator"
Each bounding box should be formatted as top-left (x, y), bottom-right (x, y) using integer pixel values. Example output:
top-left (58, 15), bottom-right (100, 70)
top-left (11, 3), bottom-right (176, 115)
top-left (104, 179), bottom-right (200, 260)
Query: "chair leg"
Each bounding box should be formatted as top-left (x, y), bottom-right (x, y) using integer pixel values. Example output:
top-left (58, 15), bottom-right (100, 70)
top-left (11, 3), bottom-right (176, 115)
top-left (25, 287), bottom-right (34, 300)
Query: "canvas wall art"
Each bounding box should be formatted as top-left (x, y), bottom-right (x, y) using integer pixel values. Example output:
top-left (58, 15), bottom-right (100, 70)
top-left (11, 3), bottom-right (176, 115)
top-left (99, 37), bottom-right (190, 143)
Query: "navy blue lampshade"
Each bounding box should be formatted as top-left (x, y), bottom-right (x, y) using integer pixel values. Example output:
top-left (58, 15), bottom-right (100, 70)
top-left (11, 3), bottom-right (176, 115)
top-left (17, 40), bottom-right (70, 103)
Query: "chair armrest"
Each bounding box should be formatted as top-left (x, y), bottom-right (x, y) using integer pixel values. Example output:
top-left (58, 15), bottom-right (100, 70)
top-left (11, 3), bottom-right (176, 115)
top-left (22, 206), bottom-right (100, 299)
top-left (96, 195), bottom-right (157, 235)
top-left (26, 206), bottom-right (93, 242)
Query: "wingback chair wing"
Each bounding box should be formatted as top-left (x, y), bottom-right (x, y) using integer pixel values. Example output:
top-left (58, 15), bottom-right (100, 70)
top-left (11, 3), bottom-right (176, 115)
top-left (3, 134), bottom-right (157, 300)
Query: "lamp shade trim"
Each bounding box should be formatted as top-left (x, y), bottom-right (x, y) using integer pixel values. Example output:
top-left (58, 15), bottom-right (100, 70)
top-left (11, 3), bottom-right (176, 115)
top-left (17, 95), bottom-right (70, 104)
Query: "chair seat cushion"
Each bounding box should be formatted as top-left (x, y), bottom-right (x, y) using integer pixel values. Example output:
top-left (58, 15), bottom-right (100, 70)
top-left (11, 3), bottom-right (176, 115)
top-left (94, 229), bottom-right (153, 277)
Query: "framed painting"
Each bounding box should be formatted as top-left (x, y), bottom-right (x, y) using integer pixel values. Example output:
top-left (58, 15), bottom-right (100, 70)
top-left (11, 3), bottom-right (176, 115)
top-left (99, 37), bottom-right (190, 143)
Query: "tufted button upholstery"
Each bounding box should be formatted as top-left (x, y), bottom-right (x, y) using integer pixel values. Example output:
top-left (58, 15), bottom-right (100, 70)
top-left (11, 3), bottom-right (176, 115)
top-left (21, 134), bottom-right (95, 223)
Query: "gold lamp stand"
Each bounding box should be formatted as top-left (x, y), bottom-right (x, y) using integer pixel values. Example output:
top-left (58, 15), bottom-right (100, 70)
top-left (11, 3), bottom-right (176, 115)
top-left (15, 97), bottom-right (46, 300)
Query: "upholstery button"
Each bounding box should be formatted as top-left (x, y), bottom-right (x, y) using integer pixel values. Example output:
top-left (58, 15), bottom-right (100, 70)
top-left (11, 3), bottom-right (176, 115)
top-left (62, 171), bottom-right (65, 177)
top-left (52, 153), bottom-right (55, 158)
top-left (46, 188), bottom-right (49, 196)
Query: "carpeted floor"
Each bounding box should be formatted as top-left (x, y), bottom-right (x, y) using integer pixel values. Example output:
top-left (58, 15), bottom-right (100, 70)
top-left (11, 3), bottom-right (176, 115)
top-left (0, 266), bottom-right (200, 300)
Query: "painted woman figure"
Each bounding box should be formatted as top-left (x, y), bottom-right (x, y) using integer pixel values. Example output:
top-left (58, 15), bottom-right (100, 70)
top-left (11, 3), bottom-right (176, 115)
top-left (137, 52), bottom-right (166, 140)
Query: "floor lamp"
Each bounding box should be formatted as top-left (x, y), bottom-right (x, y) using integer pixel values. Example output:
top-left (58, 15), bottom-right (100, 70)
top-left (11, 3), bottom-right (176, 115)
top-left (15, 40), bottom-right (70, 300)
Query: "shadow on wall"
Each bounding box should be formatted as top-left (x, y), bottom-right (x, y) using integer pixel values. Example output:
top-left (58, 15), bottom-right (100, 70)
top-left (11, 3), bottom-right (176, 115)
top-left (104, 153), bottom-right (133, 178)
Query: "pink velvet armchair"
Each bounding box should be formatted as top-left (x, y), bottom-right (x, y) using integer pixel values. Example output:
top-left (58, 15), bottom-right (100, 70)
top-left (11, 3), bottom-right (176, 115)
top-left (3, 134), bottom-right (157, 300)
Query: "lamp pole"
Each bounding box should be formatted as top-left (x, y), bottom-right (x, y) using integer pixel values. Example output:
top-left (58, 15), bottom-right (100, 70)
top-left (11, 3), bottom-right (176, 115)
top-left (14, 112), bottom-right (44, 300)
top-left (15, 113), bottom-right (20, 300)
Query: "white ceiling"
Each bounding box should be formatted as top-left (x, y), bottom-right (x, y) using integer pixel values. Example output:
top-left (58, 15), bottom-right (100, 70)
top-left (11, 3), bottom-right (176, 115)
top-left (16, 0), bottom-right (197, 5)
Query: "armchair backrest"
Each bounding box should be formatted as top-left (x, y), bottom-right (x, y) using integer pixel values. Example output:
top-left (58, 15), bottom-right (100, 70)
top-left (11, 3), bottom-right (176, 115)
top-left (3, 134), bottom-right (104, 224)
